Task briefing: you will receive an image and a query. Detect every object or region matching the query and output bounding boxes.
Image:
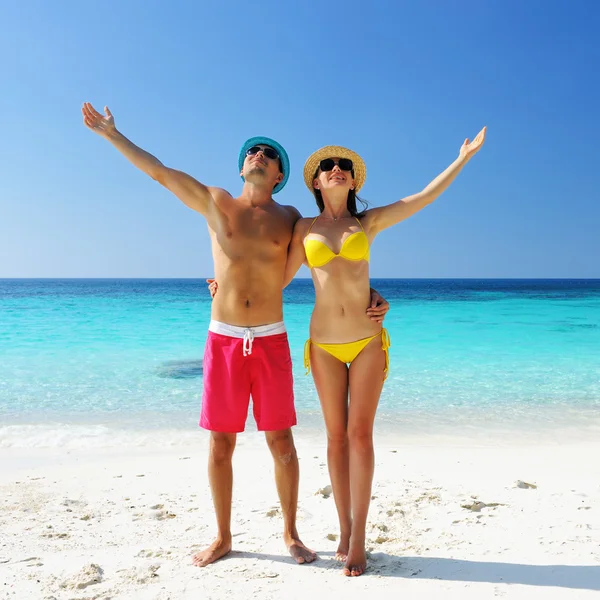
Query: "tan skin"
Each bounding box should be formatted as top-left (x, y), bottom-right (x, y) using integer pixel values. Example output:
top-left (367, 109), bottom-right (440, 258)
top-left (81, 102), bottom-right (389, 568)
top-left (282, 128), bottom-right (487, 576)
top-left (82, 102), bottom-right (313, 567)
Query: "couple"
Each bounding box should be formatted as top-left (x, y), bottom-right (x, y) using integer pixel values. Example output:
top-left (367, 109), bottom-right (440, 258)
top-left (82, 102), bottom-right (486, 576)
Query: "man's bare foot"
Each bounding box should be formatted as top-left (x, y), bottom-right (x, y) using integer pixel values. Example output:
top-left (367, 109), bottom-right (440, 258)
top-left (284, 533), bottom-right (317, 564)
top-left (343, 545), bottom-right (367, 577)
top-left (192, 536), bottom-right (232, 567)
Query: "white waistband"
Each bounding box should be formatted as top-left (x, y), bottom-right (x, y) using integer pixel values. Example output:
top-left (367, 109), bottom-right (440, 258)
top-left (209, 320), bottom-right (286, 357)
top-left (208, 320), bottom-right (286, 338)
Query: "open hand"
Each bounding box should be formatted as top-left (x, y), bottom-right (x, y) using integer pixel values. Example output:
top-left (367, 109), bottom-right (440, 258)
top-left (459, 126), bottom-right (486, 160)
top-left (82, 102), bottom-right (116, 138)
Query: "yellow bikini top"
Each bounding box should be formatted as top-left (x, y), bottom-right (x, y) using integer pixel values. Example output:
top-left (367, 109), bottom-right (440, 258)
top-left (304, 216), bottom-right (370, 269)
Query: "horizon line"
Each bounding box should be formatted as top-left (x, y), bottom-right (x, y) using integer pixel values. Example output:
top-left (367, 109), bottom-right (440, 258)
top-left (2, 277), bottom-right (599, 282)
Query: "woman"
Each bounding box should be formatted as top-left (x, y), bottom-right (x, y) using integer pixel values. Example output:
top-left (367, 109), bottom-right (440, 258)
top-left (283, 128), bottom-right (486, 576)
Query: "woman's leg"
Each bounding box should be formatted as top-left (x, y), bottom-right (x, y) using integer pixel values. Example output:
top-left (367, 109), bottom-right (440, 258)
top-left (345, 336), bottom-right (386, 576)
top-left (310, 343), bottom-right (352, 560)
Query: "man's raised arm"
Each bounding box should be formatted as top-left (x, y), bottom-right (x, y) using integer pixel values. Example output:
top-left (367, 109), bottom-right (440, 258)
top-left (82, 102), bottom-right (215, 217)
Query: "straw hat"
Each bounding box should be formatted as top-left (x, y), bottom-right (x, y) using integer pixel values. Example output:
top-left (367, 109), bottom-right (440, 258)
top-left (239, 136), bottom-right (290, 194)
top-left (303, 145), bottom-right (367, 193)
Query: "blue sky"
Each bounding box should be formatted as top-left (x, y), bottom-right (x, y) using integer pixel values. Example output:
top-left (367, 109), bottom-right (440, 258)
top-left (1, 0), bottom-right (599, 278)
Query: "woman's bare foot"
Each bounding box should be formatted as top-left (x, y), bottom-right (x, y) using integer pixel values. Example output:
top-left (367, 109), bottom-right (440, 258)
top-left (335, 533), bottom-right (350, 562)
top-left (192, 536), bottom-right (232, 567)
top-left (343, 545), bottom-right (367, 577)
top-left (284, 533), bottom-right (317, 564)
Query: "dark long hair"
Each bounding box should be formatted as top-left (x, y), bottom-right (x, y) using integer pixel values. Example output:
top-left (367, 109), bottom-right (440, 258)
top-left (312, 167), bottom-right (368, 218)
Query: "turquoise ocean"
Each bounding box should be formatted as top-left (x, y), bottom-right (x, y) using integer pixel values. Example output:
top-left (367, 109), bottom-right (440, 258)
top-left (1, 279), bottom-right (599, 448)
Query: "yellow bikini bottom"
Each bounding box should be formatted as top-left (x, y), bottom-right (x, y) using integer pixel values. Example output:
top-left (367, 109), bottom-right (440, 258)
top-left (304, 329), bottom-right (391, 379)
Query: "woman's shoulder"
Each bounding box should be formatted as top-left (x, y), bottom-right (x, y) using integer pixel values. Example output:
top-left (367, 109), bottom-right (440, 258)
top-left (356, 209), bottom-right (376, 229)
top-left (292, 216), bottom-right (318, 239)
top-left (295, 216), bottom-right (318, 229)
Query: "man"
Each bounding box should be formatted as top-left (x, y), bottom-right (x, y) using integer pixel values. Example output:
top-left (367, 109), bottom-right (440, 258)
top-left (81, 102), bottom-right (389, 567)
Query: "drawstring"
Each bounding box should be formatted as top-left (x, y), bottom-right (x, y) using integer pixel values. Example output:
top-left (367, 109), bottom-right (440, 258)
top-left (243, 328), bottom-right (255, 356)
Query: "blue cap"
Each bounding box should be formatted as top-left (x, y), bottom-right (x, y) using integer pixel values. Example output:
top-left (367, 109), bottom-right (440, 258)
top-left (238, 136), bottom-right (290, 194)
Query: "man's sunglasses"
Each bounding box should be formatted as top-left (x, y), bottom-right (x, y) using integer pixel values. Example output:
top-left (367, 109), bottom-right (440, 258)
top-left (319, 158), bottom-right (353, 172)
top-left (246, 146), bottom-right (279, 161)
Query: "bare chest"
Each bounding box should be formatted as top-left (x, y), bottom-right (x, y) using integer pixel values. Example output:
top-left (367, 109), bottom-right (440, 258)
top-left (211, 205), bottom-right (293, 258)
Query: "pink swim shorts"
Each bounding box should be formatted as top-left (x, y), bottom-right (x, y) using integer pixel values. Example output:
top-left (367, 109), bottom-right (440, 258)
top-left (199, 321), bottom-right (296, 433)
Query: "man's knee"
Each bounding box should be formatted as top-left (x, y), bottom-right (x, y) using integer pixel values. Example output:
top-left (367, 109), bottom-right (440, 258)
top-left (209, 432), bottom-right (236, 464)
top-left (265, 429), bottom-right (296, 465)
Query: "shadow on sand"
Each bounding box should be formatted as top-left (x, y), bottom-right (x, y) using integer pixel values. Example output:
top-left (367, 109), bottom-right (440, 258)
top-left (212, 551), bottom-right (600, 590)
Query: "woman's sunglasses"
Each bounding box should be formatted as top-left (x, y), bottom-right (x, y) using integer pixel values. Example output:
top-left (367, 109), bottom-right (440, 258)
top-left (319, 158), bottom-right (353, 172)
top-left (246, 146), bottom-right (279, 161)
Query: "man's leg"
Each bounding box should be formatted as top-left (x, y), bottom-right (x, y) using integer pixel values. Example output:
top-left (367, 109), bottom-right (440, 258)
top-left (193, 431), bottom-right (237, 567)
top-left (264, 428), bottom-right (317, 564)
top-left (252, 331), bottom-right (315, 563)
top-left (195, 329), bottom-right (250, 567)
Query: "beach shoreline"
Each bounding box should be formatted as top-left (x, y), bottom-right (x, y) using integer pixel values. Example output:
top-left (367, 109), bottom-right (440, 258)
top-left (2, 430), bottom-right (599, 599)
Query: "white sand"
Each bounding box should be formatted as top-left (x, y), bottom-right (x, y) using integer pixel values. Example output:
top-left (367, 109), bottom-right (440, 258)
top-left (1, 431), bottom-right (599, 599)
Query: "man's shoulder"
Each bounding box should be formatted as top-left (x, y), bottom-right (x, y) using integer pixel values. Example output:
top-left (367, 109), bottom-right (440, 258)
top-left (279, 204), bottom-right (302, 220)
top-left (207, 186), bottom-right (233, 201)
